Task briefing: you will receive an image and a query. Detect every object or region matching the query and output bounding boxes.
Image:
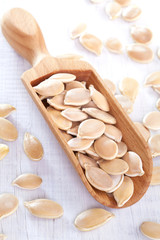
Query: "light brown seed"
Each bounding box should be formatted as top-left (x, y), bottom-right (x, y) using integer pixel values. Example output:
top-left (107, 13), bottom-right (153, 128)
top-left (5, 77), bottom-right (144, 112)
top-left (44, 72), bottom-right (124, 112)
top-left (131, 25), bottom-right (153, 44)
top-left (24, 199), bottom-right (63, 219)
top-left (0, 193), bottom-right (19, 219)
top-left (85, 145), bottom-right (100, 159)
top-left (56, 53), bottom-right (83, 60)
top-left (66, 81), bottom-right (86, 90)
top-left (115, 95), bottom-right (133, 113)
top-left (122, 5), bottom-right (142, 22)
top-left (99, 159), bottom-right (129, 175)
top-left (134, 122), bottom-right (150, 141)
top-left (140, 221), bottom-right (160, 239)
top-left (150, 166), bottom-right (160, 185)
top-left (61, 108), bottom-right (88, 122)
top-left (126, 44), bottom-right (154, 63)
top-left (119, 77), bottom-right (139, 102)
top-left (47, 107), bottom-right (72, 130)
top-left (49, 73), bottom-right (76, 83)
top-left (123, 151), bottom-right (144, 177)
top-left (113, 176), bottom-right (134, 207)
top-left (12, 173), bottom-right (42, 190)
top-left (33, 79), bottom-right (64, 97)
top-left (89, 85), bottom-right (110, 111)
top-left (105, 2), bottom-right (122, 20)
top-left (0, 234), bottom-right (7, 240)
top-left (153, 85), bottom-right (160, 94)
top-left (156, 99), bottom-right (160, 111)
top-left (82, 108), bottom-right (116, 124)
top-left (71, 23), bottom-right (87, 39)
top-left (61, 131), bottom-right (72, 141)
top-left (77, 152), bottom-right (98, 169)
top-left (148, 135), bottom-right (160, 158)
top-left (94, 135), bottom-right (118, 160)
top-left (143, 111), bottom-right (160, 130)
top-left (105, 38), bottom-right (123, 54)
top-left (104, 124), bottom-right (122, 143)
top-left (145, 72), bottom-right (160, 86)
top-left (107, 174), bottom-right (124, 193)
top-left (114, 0), bottom-right (131, 6)
top-left (67, 125), bottom-right (79, 136)
top-left (78, 119), bottom-right (105, 139)
top-left (85, 166), bottom-right (113, 191)
top-left (117, 141), bottom-right (127, 158)
top-left (0, 104), bottom-right (16, 118)
top-left (79, 33), bottom-right (103, 55)
top-left (74, 208), bottom-right (114, 231)
top-left (64, 88), bottom-right (91, 106)
top-left (0, 144), bottom-right (9, 160)
top-left (0, 117), bottom-right (18, 141)
top-left (83, 101), bottom-right (97, 108)
top-left (68, 137), bottom-right (94, 151)
top-left (103, 79), bottom-right (116, 95)
top-left (47, 92), bottom-right (75, 110)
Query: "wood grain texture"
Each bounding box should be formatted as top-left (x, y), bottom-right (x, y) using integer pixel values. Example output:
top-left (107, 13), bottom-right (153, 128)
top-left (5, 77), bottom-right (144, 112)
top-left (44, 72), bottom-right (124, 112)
top-left (1, 8), bottom-right (153, 209)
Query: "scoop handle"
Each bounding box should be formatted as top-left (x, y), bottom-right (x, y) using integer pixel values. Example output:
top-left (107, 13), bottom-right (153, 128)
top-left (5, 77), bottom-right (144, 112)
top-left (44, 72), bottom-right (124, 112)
top-left (1, 8), bottom-right (49, 66)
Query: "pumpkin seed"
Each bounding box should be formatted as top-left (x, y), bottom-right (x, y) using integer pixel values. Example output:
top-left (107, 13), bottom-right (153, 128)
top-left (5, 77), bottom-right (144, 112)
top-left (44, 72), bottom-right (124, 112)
top-left (113, 176), bottom-right (134, 207)
top-left (68, 137), bottom-right (94, 151)
top-left (114, 0), bottom-right (131, 6)
top-left (122, 5), bottom-right (142, 22)
top-left (66, 81), bottom-right (86, 90)
top-left (123, 151), bottom-right (144, 177)
top-left (105, 2), bottom-right (122, 20)
top-left (143, 111), bottom-right (160, 130)
top-left (134, 122), bottom-right (150, 141)
top-left (105, 38), bottom-right (123, 54)
top-left (64, 88), bottom-right (91, 106)
top-left (117, 141), bottom-right (127, 158)
top-left (56, 53), bottom-right (83, 60)
top-left (119, 77), bottom-right (139, 102)
top-left (82, 108), bottom-right (116, 124)
top-left (107, 174), bottom-right (124, 193)
top-left (98, 159), bottom-right (129, 175)
top-left (78, 119), bottom-right (105, 139)
top-left (0, 193), bottom-right (18, 219)
top-left (85, 166), bottom-right (113, 191)
top-left (12, 173), bottom-right (42, 189)
top-left (0, 144), bottom-right (9, 160)
top-left (156, 99), bottom-right (160, 111)
top-left (49, 73), bottom-right (76, 83)
top-left (0, 104), bottom-right (16, 118)
top-left (74, 208), bottom-right (114, 231)
top-left (153, 85), bottom-right (160, 94)
top-left (39, 95), bottom-right (47, 101)
top-left (83, 100), bottom-right (97, 108)
top-left (23, 132), bottom-right (44, 161)
top-left (150, 166), bottom-right (160, 185)
top-left (61, 131), bottom-right (72, 141)
top-left (145, 72), bottom-right (160, 86)
top-left (77, 152), bottom-right (98, 169)
top-left (71, 23), bottom-right (87, 39)
top-left (130, 25), bottom-right (153, 44)
top-left (47, 92), bottom-right (73, 111)
top-left (103, 79), bottom-right (116, 95)
top-left (94, 135), bottom-right (118, 160)
top-left (61, 108), bottom-right (88, 122)
top-left (89, 85), bottom-right (110, 111)
top-left (0, 234), bottom-right (7, 240)
top-left (85, 145), bottom-right (100, 159)
top-left (33, 79), bottom-right (64, 97)
top-left (148, 135), bottom-right (160, 158)
top-left (140, 221), bottom-right (160, 239)
top-left (104, 124), bottom-right (122, 143)
top-left (79, 33), bottom-right (103, 55)
top-left (126, 44), bottom-right (154, 63)
top-left (47, 107), bottom-right (72, 130)
top-left (115, 95), bottom-right (133, 113)
top-left (24, 199), bottom-right (63, 219)
top-left (67, 125), bottom-right (79, 136)
top-left (0, 117), bottom-right (18, 141)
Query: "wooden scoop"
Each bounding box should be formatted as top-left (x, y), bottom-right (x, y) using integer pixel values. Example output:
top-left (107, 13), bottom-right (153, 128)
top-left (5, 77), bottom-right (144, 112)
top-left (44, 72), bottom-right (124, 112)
top-left (1, 8), bottom-right (153, 208)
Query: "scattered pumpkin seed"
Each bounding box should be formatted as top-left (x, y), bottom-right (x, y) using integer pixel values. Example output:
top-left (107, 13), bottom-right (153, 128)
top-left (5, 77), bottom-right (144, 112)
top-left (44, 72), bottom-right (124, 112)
top-left (0, 193), bottom-right (18, 219)
top-left (156, 98), bottom-right (160, 111)
top-left (74, 208), bottom-right (114, 231)
top-left (119, 77), bottom-right (139, 102)
top-left (103, 79), bottom-right (116, 95)
top-left (83, 108), bottom-right (116, 124)
top-left (79, 33), bottom-right (103, 55)
top-left (126, 44), bottom-right (154, 63)
top-left (66, 81), bottom-right (86, 90)
top-left (98, 159), bottom-right (129, 175)
top-left (77, 152), bottom-right (98, 169)
top-left (83, 100), bottom-right (97, 108)
top-left (148, 135), bottom-right (160, 158)
top-left (49, 73), bottom-right (76, 83)
top-left (105, 38), bottom-right (123, 54)
top-left (122, 5), bottom-right (142, 22)
top-left (64, 88), bottom-right (91, 106)
top-left (114, 0), bottom-right (131, 6)
top-left (113, 176), bottom-right (134, 207)
top-left (94, 135), bottom-right (118, 160)
top-left (107, 174), bottom-right (124, 193)
top-left (56, 53), bottom-right (83, 60)
top-left (67, 125), bottom-right (79, 136)
top-left (105, 2), bottom-right (122, 20)
top-left (0, 104), bottom-right (16, 118)
top-left (85, 165), bottom-right (113, 191)
top-left (140, 221), bottom-right (160, 239)
top-left (143, 111), bottom-right (160, 130)
top-left (23, 132), bottom-right (44, 161)
top-left (153, 85), bottom-right (160, 95)
top-left (0, 144), bottom-right (9, 160)
top-left (134, 122), bottom-right (150, 141)
top-left (61, 108), bottom-right (88, 121)
top-left (78, 119), bottom-right (105, 139)
top-left (0, 234), bottom-right (7, 240)
top-left (0, 117), bottom-right (18, 141)
top-left (104, 124), bottom-right (122, 143)
top-left (145, 72), bottom-right (160, 86)
top-left (24, 199), bottom-right (63, 219)
top-left (150, 166), bottom-right (160, 185)
top-left (130, 25), bottom-right (153, 44)
top-left (115, 95), bottom-right (133, 113)
top-left (71, 23), bottom-right (87, 39)
top-left (68, 137), bottom-right (94, 151)
top-left (117, 141), bottom-right (127, 158)
top-left (12, 173), bottom-right (42, 190)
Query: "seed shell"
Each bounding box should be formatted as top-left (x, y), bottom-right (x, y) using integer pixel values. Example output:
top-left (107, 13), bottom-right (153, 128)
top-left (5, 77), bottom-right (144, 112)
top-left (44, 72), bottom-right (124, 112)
top-left (68, 138), bottom-right (94, 151)
top-left (114, 0), bottom-right (131, 6)
top-left (0, 104), bottom-right (16, 118)
top-left (47, 93), bottom-right (76, 110)
top-left (119, 77), bottom-right (139, 102)
top-left (115, 95), bottom-right (133, 113)
top-left (105, 38), bottom-right (123, 54)
top-left (117, 142), bottom-right (127, 158)
top-left (140, 221), bottom-right (160, 239)
top-left (0, 144), bottom-right (9, 160)
top-left (66, 81), bottom-right (86, 90)
top-left (104, 124), bottom-right (122, 143)
top-left (150, 166), bottom-right (160, 185)
top-left (122, 5), bottom-right (142, 22)
top-left (12, 173), bottom-right (42, 190)
top-left (79, 33), bottom-right (103, 55)
top-left (105, 2), bottom-right (122, 20)
top-left (148, 134), bottom-right (160, 157)
top-left (0, 193), bottom-right (19, 219)
top-left (83, 108), bottom-right (116, 124)
top-left (61, 108), bottom-right (88, 122)
top-left (143, 111), bottom-right (160, 130)
top-left (0, 117), bottom-right (18, 141)
top-left (99, 159), bottom-right (129, 175)
top-left (107, 174), bottom-right (124, 193)
top-left (134, 122), bottom-right (150, 141)
top-left (49, 73), bottom-right (76, 83)
top-left (71, 23), bottom-right (87, 39)
top-left (103, 79), bottom-right (116, 95)
top-left (64, 88), bottom-right (91, 106)
top-left (145, 72), bottom-right (160, 86)
top-left (77, 152), bottom-right (98, 169)
top-left (131, 25), bottom-right (153, 44)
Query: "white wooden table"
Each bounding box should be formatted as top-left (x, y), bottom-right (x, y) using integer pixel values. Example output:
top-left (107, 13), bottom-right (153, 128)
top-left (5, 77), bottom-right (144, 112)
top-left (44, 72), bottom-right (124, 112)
top-left (0, 0), bottom-right (160, 239)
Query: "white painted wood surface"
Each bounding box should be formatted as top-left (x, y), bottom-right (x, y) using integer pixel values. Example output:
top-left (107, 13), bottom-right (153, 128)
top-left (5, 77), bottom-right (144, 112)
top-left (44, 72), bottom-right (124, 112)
top-left (0, 0), bottom-right (160, 239)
